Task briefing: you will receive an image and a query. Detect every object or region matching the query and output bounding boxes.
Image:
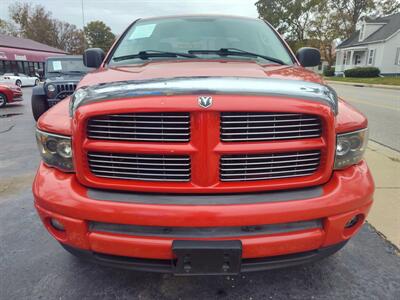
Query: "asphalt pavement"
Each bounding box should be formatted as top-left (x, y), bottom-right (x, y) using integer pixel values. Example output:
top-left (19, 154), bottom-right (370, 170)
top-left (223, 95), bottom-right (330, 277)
top-left (328, 83), bottom-right (400, 151)
top-left (0, 87), bottom-right (399, 300)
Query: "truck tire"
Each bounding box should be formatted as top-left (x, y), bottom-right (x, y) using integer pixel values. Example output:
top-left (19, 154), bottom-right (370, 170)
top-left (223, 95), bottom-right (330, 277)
top-left (16, 80), bottom-right (22, 87)
top-left (0, 93), bottom-right (7, 108)
top-left (31, 95), bottom-right (49, 121)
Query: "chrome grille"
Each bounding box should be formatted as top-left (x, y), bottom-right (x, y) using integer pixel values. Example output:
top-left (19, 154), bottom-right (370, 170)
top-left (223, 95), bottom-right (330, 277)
top-left (220, 112), bottom-right (321, 142)
top-left (88, 152), bottom-right (191, 182)
top-left (87, 112), bottom-right (190, 142)
top-left (220, 151), bottom-right (320, 182)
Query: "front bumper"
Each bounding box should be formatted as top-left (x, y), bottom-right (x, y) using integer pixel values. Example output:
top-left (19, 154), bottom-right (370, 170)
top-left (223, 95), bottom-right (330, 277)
top-left (61, 241), bottom-right (347, 273)
top-left (12, 96), bottom-right (23, 102)
top-left (33, 160), bottom-right (374, 271)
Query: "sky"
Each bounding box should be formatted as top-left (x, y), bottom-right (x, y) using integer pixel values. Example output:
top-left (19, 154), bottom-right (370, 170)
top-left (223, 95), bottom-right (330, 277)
top-left (0, 0), bottom-right (259, 34)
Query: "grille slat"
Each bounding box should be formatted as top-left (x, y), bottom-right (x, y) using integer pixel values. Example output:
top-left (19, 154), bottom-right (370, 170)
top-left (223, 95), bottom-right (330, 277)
top-left (90, 164), bottom-right (190, 171)
top-left (220, 151), bottom-right (321, 182)
top-left (87, 112), bottom-right (190, 142)
top-left (222, 123), bottom-right (320, 130)
top-left (88, 130), bottom-right (190, 136)
top-left (223, 129), bottom-right (320, 136)
top-left (88, 159), bottom-right (189, 167)
top-left (222, 162), bottom-right (319, 171)
top-left (88, 152), bottom-right (191, 182)
top-left (108, 114), bottom-right (189, 118)
top-left (221, 112), bottom-right (321, 142)
top-left (88, 153), bottom-right (189, 161)
top-left (221, 118), bottom-right (317, 124)
top-left (91, 119), bottom-right (190, 124)
top-left (221, 134), bottom-right (321, 142)
top-left (88, 125), bottom-right (188, 130)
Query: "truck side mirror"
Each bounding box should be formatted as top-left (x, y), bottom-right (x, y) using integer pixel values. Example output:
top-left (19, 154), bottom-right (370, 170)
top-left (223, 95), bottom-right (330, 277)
top-left (83, 48), bottom-right (105, 68)
top-left (296, 47), bottom-right (321, 67)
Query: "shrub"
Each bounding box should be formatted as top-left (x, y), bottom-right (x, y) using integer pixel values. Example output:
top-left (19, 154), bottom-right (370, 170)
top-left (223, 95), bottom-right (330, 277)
top-left (344, 67), bottom-right (380, 78)
top-left (323, 66), bottom-right (335, 77)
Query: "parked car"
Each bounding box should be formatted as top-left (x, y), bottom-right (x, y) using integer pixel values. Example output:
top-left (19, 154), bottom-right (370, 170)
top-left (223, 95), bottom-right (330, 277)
top-left (1, 73), bottom-right (39, 87)
top-left (32, 15), bottom-right (374, 275)
top-left (31, 55), bottom-right (93, 121)
top-left (0, 82), bottom-right (23, 108)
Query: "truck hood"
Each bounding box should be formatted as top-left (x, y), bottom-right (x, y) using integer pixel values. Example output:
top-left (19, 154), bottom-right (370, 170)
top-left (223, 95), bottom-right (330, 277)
top-left (78, 60), bottom-right (323, 87)
top-left (71, 60), bottom-right (338, 117)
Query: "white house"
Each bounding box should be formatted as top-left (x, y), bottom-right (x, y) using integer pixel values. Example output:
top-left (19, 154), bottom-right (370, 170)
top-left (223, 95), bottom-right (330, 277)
top-left (335, 13), bottom-right (400, 76)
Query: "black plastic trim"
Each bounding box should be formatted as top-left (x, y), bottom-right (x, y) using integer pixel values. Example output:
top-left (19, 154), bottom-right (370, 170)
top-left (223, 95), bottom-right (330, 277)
top-left (61, 241), bottom-right (347, 274)
top-left (87, 186), bottom-right (323, 205)
top-left (88, 219), bottom-right (322, 238)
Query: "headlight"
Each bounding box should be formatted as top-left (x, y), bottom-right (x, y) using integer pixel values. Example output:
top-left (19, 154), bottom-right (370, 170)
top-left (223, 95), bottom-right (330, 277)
top-left (47, 84), bottom-right (56, 92)
top-left (47, 84), bottom-right (56, 97)
top-left (35, 129), bottom-right (74, 172)
top-left (334, 128), bottom-right (368, 170)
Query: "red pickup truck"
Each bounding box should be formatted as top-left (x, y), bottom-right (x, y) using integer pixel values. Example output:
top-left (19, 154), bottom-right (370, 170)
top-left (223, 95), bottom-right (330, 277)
top-left (33, 15), bottom-right (374, 275)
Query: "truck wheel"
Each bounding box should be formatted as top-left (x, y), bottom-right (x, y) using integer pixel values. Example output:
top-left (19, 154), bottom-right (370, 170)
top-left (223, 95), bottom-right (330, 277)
top-left (16, 80), bottom-right (22, 87)
top-left (0, 93), bottom-right (7, 108)
top-left (31, 95), bottom-right (49, 121)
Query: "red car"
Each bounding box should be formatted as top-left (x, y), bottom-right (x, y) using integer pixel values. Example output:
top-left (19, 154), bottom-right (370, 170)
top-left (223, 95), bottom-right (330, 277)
top-left (33, 15), bottom-right (374, 275)
top-left (0, 82), bottom-right (23, 107)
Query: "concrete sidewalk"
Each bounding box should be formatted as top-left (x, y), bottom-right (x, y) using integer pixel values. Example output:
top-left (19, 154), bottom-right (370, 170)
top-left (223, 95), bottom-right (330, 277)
top-left (365, 141), bottom-right (400, 249)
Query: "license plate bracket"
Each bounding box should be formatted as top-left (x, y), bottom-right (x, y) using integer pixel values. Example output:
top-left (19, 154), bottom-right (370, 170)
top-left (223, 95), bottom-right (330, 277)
top-left (172, 240), bottom-right (242, 275)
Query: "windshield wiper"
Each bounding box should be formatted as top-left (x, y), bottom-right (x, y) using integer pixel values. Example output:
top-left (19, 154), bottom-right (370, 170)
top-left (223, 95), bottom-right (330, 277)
top-left (113, 50), bottom-right (197, 62)
top-left (188, 48), bottom-right (286, 65)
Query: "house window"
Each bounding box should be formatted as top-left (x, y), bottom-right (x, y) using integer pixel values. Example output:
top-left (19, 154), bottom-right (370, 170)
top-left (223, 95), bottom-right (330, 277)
top-left (342, 52), bottom-right (347, 65)
top-left (368, 49), bottom-right (375, 65)
top-left (395, 48), bottom-right (400, 65)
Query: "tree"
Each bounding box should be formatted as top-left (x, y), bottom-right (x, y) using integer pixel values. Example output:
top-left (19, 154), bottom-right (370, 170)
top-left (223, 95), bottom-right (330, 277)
top-left (0, 18), bottom-right (18, 36)
top-left (84, 21), bottom-right (115, 53)
top-left (375, 0), bottom-right (400, 15)
top-left (9, 2), bottom-right (58, 47)
top-left (255, 0), bottom-right (321, 45)
top-left (54, 21), bottom-right (86, 54)
top-left (7, 2), bottom-right (87, 54)
top-left (329, 0), bottom-right (376, 36)
top-left (309, 1), bottom-right (346, 66)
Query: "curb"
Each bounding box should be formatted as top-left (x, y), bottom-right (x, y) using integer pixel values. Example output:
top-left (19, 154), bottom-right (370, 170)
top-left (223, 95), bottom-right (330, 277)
top-left (325, 80), bottom-right (400, 90)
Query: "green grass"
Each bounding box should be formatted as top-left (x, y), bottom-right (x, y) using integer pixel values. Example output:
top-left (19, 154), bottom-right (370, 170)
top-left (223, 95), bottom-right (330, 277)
top-left (325, 76), bottom-right (400, 86)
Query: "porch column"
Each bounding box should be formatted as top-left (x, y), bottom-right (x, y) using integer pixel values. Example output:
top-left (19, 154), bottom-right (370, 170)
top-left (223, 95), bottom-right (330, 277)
top-left (349, 50), bottom-right (354, 67)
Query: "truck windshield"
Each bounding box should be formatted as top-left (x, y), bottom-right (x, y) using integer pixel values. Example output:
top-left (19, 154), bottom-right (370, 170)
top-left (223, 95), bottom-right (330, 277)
top-left (109, 16), bottom-right (294, 65)
top-left (46, 59), bottom-right (93, 75)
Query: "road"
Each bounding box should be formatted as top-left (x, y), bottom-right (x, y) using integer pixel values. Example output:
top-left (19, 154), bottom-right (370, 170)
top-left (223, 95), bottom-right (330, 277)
top-left (329, 83), bottom-right (400, 151)
top-left (0, 88), bottom-right (399, 299)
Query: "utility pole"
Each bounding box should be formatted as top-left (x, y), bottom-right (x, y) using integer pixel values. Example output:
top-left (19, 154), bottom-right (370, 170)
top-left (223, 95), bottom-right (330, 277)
top-left (81, 0), bottom-right (87, 49)
top-left (81, 0), bottom-right (85, 29)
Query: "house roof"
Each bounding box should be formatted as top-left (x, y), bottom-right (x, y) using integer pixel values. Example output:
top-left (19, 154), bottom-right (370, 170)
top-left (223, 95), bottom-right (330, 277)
top-left (0, 34), bottom-right (67, 54)
top-left (337, 13), bottom-right (400, 49)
